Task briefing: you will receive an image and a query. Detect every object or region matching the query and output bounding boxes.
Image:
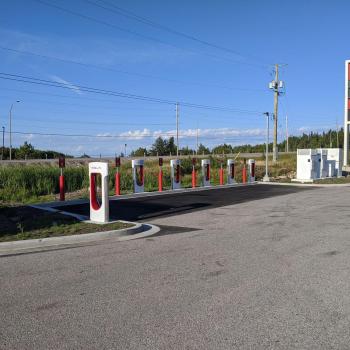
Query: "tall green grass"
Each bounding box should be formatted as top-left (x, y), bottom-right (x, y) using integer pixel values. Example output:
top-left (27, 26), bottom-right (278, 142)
top-left (0, 155), bottom-right (294, 203)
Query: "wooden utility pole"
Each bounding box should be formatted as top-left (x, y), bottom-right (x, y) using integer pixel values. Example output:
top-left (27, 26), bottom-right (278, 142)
top-left (269, 64), bottom-right (286, 162)
top-left (273, 64), bottom-right (279, 162)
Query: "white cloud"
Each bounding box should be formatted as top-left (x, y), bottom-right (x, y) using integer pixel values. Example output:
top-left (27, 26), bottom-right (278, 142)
top-left (49, 75), bottom-right (83, 95)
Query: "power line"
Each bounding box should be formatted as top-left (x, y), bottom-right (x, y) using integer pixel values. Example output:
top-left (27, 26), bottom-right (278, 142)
top-left (85, 0), bottom-right (269, 67)
top-left (11, 115), bottom-right (174, 127)
top-left (0, 72), bottom-right (265, 114)
top-left (32, 0), bottom-right (268, 69)
top-left (0, 46), bottom-right (268, 93)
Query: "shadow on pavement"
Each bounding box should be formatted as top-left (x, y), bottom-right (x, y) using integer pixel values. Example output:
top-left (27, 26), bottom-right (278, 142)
top-left (55, 184), bottom-right (315, 222)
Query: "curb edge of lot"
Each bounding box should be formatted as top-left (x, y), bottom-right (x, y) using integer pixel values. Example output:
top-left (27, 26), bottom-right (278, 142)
top-left (0, 222), bottom-right (160, 256)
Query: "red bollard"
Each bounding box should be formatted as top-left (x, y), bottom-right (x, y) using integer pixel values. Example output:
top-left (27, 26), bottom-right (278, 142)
top-left (192, 169), bottom-right (196, 188)
top-left (59, 174), bottom-right (65, 201)
top-left (115, 171), bottom-right (120, 195)
top-left (158, 157), bottom-right (163, 192)
top-left (219, 167), bottom-right (224, 185)
top-left (242, 166), bottom-right (247, 184)
top-left (158, 169), bottom-right (163, 192)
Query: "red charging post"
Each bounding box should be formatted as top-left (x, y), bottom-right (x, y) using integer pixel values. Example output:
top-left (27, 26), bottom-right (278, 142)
top-left (158, 157), bottom-right (163, 192)
top-left (192, 158), bottom-right (196, 188)
top-left (58, 155), bottom-right (65, 201)
top-left (242, 159), bottom-right (247, 184)
top-left (219, 161), bottom-right (224, 185)
top-left (115, 157), bottom-right (121, 195)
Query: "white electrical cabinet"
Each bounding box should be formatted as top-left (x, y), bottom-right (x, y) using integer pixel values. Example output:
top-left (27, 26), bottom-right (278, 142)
top-left (296, 149), bottom-right (320, 181)
top-left (323, 148), bottom-right (343, 177)
top-left (297, 148), bottom-right (343, 181)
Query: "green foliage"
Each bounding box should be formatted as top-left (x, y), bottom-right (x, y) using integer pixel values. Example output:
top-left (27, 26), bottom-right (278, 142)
top-left (0, 165), bottom-right (87, 202)
top-left (130, 147), bottom-right (149, 157)
top-left (149, 136), bottom-right (177, 156)
top-left (1, 142), bottom-right (71, 160)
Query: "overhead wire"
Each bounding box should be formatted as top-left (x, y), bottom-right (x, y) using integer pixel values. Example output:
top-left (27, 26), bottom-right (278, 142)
top-left (32, 0), bottom-right (269, 69)
top-left (0, 72), bottom-right (265, 114)
top-left (87, 0), bottom-right (269, 67)
top-left (0, 46), bottom-right (268, 93)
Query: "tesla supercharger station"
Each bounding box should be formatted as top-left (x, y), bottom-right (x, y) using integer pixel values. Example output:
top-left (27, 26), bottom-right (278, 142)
top-left (248, 159), bottom-right (255, 182)
top-left (227, 159), bottom-right (236, 184)
top-left (89, 162), bottom-right (109, 223)
top-left (170, 159), bottom-right (181, 190)
top-left (201, 159), bottom-right (211, 186)
top-left (132, 159), bottom-right (144, 193)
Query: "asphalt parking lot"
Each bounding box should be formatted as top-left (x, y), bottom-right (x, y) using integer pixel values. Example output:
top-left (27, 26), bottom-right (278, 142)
top-left (2, 184), bottom-right (350, 349)
top-left (55, 184), bottom-right (314, 221)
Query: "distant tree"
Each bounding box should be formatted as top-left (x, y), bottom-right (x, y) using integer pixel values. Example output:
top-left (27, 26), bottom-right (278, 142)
top-left (165, 137), bottom-right (177, 155)
top-left (16, 142), bottom-right (36, 159)
top-left (150, 137), bottom-right (167, 156)
top-left (179, 146), bottom-right (194, 155)
top-left (80, 153), bottom-right (91, 158)
top-left (212, 143), bottom-right (233, 155)
top-left (131, 147), bottom-right (149, 157)
top-left (198, 143), bottom-right (210, 155)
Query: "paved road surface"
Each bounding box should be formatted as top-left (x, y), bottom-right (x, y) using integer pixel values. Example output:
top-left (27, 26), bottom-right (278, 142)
top-left (2, 184), bottom-right (350, 349)
top-left (55, 184), bottom-right (311, 221)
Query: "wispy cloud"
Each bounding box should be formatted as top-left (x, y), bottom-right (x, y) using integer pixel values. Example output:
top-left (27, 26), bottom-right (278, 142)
top-left (49, 75), bottom-right (83, 95)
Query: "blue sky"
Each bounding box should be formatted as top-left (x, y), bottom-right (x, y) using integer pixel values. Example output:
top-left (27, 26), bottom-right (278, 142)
top-left (0, 0), bottom-right (348, 156)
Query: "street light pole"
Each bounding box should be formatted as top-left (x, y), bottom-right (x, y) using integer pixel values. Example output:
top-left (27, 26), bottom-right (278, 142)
top-left (9, 100), bottom-right (20, 161)
top-left (263, 112), bottom-right (270, 182)
top-left (1, 126), bottom-right (4, 160)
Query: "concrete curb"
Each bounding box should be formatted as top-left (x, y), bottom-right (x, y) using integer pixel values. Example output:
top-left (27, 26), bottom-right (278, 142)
top-left (0, 221), bottom-right (160, 256)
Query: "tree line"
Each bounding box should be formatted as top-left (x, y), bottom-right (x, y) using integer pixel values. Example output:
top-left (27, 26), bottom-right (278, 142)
top-left (1, 128), bottom-right (343, 160)
top-left (131, 129), bottom-right (344, 156)
top-left (0, 142), bottom-right (71, 160)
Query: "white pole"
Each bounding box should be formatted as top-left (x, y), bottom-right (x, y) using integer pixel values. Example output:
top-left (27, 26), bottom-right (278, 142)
top-left (263, 113), bottom-right (270, 182)
top-left (176, 102), bottom-right (179, 157)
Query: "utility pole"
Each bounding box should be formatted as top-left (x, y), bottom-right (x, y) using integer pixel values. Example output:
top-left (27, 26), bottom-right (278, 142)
top-left (269, 64), bottom-right (285, 162)
top-left (285, 115), bottom-right (289, 153)
top-left (9, 100), bottom-right (20, 161)
top-left (1, 126), bottom-right (4, 160)
top-left (263, 112), bottom-right (270, 182)
top-left (196, 122), bottom-right (199, 155)
top-left (336, 118), bottom-right (339, 148)
top-left (176, 102), bottom-right (179, 157)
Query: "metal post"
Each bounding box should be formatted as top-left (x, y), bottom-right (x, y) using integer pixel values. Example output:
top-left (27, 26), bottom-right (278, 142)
top-left (9, 104), bottom-right (13, 161)
top-left (286, 114), bottom-right (289, 153)
top-left (9, 100), bottom-right (20, 161)
top-left (176, 102), bottom-right (179, 157)
top-left (263, 112), bottom-right (270, 182)
top-left (1, 126), bottom-right (4, 160)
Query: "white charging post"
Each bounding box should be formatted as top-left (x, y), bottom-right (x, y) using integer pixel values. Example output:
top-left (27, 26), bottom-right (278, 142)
top-left (227, 159), bottom-right (236, 184)
top-left (248, 159), bottom-right (256, 182)
top-left (89, 162), bottom-right (109, 223)
top-left (170, 159), bottom-right (181, 190)
top-left (201, 159), bottom-right (211, 186)
top-left (132, 159), bottom-right (144, 193)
